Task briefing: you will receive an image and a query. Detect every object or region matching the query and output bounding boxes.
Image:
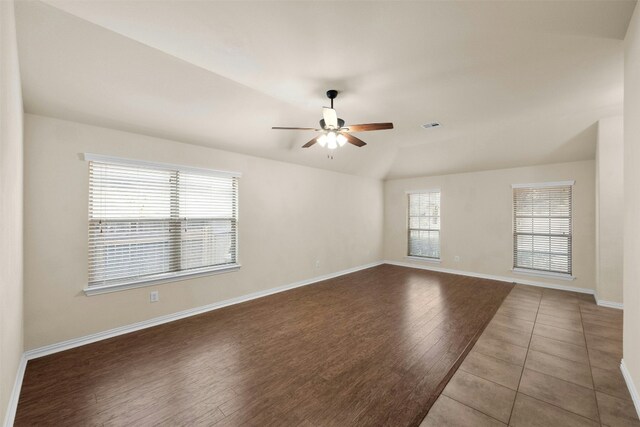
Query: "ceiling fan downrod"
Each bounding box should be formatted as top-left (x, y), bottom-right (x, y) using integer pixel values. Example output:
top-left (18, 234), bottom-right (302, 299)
top-left (326, 89), bottom-right (338, 109)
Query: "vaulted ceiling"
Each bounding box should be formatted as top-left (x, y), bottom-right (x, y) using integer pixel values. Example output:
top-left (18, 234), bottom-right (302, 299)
top-left (15, 0), bottom-right (636, 179)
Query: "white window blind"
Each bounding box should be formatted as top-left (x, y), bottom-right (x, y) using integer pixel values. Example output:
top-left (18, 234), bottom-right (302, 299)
top-left (408, 191), bottom-right (441, 259)
top-left (88, 160), bottom-right (238, 290)
top-left (513, 184), bottom-right (572, 275)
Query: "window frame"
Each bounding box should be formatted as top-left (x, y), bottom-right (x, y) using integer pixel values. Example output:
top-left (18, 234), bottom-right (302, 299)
top-left (82, 153), bottom-right (241, 296)
top-left (511, 180), bottom-right (575, 280)
top-left (406, 189), bottom-right (442, 261)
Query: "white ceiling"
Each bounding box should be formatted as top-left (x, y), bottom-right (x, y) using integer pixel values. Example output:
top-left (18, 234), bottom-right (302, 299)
top-left (15, 0), bottom-right (636, 179)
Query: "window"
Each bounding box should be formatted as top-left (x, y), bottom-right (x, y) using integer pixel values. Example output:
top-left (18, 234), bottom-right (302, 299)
top-left (408, 190), bottom-right (441, 259)
top-left (86, 155), bottom-right (239, 292)
top-left (513, 182), bottom-right (573, 276)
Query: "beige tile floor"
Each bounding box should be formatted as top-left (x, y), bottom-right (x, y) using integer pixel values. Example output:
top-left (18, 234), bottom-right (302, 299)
top-left (421, 284), bottom-right (639, 427)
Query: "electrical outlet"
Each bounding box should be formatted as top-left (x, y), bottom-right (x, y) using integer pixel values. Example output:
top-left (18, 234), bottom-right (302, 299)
top-left (454, 256), bottom-right (460, 262)
top-left (150, 291), bottom-right (159, 303)
top-left (315, 260), bottom-right (321, 269)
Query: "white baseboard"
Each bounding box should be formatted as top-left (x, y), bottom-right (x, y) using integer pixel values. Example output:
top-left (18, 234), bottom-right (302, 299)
top-left (621, 359), bottom-right (640, 418)
top-left (3, 354), bottom-right (27, 427)
top-left (24, 261), bottom-right (384, 361)
top-left (384, 260), bottom-right (595, 295)
top-left (595, 296), bottom-right (624, 310)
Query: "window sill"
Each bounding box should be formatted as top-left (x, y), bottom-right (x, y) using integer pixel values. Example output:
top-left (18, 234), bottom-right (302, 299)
top-left (406, 256), bottom-right (441, 264)
top-left (512, 268), bottom-right (575, 281)
top-left (84, 264), bottom-right (241, 296)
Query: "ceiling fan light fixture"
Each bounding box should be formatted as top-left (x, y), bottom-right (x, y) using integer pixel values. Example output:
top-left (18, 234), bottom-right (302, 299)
top-left (337, 133), bottom-right (347, 147)
top-left (317, 134), bottom-right (327, 147)
top-left (326, 131), bottom-right (338, 149)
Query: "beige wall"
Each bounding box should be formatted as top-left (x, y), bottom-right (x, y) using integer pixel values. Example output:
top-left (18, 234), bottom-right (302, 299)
top-left (624, 2), bottom-right (640, 408)
top-left (384, 161), bottom-right (596, 292)
top-left (0, 0), bottom-right (24, 423)
top-left (23, 114), bottom-right (384, 350)
top-left (595, 117), bottom-right (624, 304)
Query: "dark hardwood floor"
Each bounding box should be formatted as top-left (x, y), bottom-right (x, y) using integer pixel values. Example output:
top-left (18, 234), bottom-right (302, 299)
top-left (15, 265), bottom-right (513, 426)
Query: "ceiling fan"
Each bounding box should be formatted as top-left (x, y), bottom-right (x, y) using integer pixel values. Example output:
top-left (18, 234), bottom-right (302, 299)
top-left (272, 90), bottom-right (394, 150)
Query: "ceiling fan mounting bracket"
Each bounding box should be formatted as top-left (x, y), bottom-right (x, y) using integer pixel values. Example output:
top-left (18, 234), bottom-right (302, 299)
top-left (326, 89), bottom-right (338, 109)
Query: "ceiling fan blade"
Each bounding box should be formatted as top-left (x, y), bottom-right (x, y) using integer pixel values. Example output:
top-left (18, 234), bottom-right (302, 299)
top-left (322, 107), bottom-right (338, 129)
top-left (272, 127), bottom-right (321, 131)
top-left (302, 137), bottom-right (318, 148)
top-left (342, 133), bottom-right (367, 147)
top-left (344, 123), bottom-right (394, 132)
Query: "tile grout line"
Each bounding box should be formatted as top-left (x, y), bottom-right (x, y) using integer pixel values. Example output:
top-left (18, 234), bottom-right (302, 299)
top-left (530, 330), bottom-right (586, 348)
top-left (525, 344), bottom-right (590, 367)
top-left (439, 393), bottom-right (509, 425)
top-left (535, 321), bottom-right (583, 334)
top-left (534, 304), bottom-right (585, 333)
top-left (520, 363), bottom-right (595, 391)
top-left (472, 348), bottom-right (527, 366)
top-left (506, 288), bottom-right (542, 425)
top-left (516, 379), bottom-right (602, 422)
top-left (578, 302), bottom-right (603, 425)
top-left (514, 391), bottom-right (603, 426)
top-left (457, 364), bottom-right (521, 391)
top-left (536, 308), bottom-right (584, 322)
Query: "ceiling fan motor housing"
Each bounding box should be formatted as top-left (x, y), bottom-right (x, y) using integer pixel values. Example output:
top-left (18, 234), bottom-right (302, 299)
top-left (320, 118), bottom-right (345, 129)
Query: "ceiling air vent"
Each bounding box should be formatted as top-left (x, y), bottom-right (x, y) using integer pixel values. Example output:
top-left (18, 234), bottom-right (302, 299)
top-left (422, 122), bottom-right (441, 129)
